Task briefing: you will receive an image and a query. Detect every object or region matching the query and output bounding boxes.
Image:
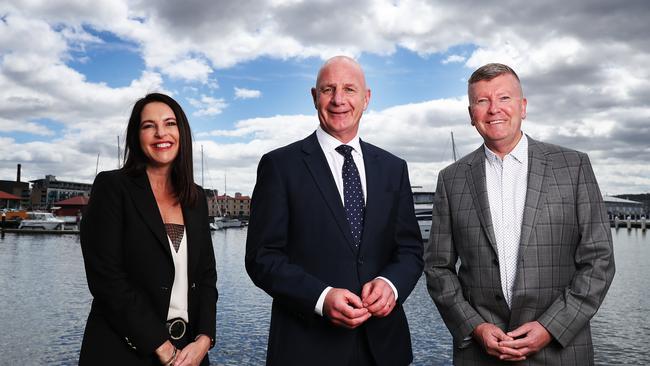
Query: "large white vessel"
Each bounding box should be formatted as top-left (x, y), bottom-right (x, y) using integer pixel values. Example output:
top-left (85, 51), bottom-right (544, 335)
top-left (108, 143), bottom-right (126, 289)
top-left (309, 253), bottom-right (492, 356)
top-left (412, 188), bottom-right (434, 242)
top-left (210, 217), bottom-right (244, 230)
top-left (18, 212), bottom-right (65, 230)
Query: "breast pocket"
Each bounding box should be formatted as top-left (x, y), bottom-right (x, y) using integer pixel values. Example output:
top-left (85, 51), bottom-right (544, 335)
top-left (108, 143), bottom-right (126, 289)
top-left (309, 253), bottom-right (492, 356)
top-left (543, 181), bottom-right (576, 224)
top-left (545, 196), bottom-right (576, 225)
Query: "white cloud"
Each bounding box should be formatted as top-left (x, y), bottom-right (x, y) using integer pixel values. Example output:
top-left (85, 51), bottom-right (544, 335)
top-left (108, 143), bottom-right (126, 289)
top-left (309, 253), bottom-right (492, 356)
top-left (442, 55), bottom-right (465, 64)
top-left (234, 87), bottom-right (262, 99)
top-left (162, 58), bottom-right (212, 83)
top-left (0, 118), bottom-right (54, 136)
top-left (196, 98), bottom-right (474, 194)
top-left (188, 95), bottom-right (228, 117)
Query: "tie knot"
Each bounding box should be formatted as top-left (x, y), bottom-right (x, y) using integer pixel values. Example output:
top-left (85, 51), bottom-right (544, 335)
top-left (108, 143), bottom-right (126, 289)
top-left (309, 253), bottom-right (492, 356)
top-left (335, 144), bottom-right (354, 157)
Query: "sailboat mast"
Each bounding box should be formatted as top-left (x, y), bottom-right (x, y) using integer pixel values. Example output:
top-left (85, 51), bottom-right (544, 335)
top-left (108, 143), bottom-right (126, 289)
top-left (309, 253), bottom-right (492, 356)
top-left (201, 145), bottom-right (204, 187)
top-left (223, 171), bottom-right (227, 217)
top-left (451, 131), bottom-right (458, 162)
top-left (95, 153), bottom-right (100, 176)
top-left (117, 135), bottom-right (121, 169)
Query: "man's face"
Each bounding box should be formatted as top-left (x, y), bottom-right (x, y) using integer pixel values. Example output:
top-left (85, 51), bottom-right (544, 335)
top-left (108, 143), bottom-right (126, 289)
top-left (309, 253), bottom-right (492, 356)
top-left (468, 73), bottom-right (527, 155)
top-left (311, 59), bottom-right (370, 143)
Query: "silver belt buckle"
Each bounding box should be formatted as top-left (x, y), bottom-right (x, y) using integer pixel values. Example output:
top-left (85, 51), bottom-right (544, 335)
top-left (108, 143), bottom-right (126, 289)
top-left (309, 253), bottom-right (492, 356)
top-left (167, 318), bottom-right (186, 340)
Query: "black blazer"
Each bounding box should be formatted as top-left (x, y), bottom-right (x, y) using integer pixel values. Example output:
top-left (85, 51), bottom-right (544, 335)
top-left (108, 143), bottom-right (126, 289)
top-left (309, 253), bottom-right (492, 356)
top-left (245, 133), bottom-right (423, 366)
top-left (79, 169), bottom-right (217, 366)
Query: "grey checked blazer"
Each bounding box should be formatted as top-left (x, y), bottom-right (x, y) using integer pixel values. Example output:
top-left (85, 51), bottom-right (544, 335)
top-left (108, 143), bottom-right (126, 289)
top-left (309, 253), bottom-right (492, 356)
top-left (424, 137), bottom-right (615, 365)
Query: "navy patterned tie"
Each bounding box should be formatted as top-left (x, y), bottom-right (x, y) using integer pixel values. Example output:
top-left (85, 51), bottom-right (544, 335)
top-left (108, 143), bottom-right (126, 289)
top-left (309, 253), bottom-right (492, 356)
top-left (335, 145), bottom-right (365, 246)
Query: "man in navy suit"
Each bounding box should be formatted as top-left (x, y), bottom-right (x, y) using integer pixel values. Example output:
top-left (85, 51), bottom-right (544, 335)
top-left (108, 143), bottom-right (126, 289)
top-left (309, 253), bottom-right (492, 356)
top-left (245, 56), bottom-right (423, 366)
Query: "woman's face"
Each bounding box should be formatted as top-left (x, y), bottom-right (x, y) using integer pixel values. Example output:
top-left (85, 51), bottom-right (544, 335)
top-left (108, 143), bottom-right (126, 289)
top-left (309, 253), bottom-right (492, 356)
top-left (139, 101), bottom-right (180, 169)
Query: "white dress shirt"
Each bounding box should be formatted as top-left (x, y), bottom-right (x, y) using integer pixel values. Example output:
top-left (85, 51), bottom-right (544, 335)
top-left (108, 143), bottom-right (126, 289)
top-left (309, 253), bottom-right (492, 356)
top-left (484, 133), bottom-right (528, 307)
top-left (313, 126), bottom-right (398, 316)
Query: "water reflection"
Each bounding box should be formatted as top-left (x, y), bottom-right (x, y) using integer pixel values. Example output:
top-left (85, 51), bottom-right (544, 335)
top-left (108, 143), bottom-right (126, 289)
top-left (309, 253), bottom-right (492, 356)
top-left (0, 228), bottom-right (648, 365)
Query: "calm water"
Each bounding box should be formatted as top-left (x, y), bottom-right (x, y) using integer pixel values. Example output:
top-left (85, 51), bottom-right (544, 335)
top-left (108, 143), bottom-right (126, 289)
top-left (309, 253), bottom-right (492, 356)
top-left (0, 228), bottom-right (648, 365)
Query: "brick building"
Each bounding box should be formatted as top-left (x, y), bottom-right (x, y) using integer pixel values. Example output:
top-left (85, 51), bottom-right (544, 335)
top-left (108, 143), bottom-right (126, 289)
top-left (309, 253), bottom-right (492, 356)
top-left (0, 164), bottom-right (30, 208)
top-left (207, 192), bottom-right (251, 218)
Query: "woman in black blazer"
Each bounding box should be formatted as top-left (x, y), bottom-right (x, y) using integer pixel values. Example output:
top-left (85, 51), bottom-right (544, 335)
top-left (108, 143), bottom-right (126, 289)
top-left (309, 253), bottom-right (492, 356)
top-left (79, 93), bottom-right (217, 366)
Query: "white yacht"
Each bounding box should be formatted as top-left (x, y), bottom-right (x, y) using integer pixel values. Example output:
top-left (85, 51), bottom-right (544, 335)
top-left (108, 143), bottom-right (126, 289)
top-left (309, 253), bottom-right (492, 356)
top-left (412, 188), bottom-right (435, 242)
top-left (210, 216), bottom-right (244, 230)
top-left (18, 212), bottom-right (65, 230)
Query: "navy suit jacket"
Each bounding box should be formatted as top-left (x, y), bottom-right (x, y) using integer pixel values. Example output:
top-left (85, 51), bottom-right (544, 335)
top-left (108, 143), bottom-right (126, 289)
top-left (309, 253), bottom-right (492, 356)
top-left (245, 132), bottom-right (423, 366)
top-left (79, 169), bottom-right (217, 366)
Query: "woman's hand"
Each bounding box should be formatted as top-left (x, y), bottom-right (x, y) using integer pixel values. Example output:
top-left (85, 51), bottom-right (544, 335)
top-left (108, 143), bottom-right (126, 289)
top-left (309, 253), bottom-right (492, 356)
top-left (174, 335), bottom-right (211, 366)
top-left (155, 340), bottom-right (176, 365)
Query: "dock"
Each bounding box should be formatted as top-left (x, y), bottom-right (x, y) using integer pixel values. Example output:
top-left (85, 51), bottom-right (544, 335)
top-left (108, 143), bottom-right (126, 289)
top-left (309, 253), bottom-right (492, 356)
top-left (1, 227), bottom-right (79, 235)
top-left (611, 217), bottom-right (647, 231)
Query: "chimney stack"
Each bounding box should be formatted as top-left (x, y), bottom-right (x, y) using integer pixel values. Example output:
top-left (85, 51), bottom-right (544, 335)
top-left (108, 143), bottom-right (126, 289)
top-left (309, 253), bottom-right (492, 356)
top-left (16, 164), bottom-right (21, 182)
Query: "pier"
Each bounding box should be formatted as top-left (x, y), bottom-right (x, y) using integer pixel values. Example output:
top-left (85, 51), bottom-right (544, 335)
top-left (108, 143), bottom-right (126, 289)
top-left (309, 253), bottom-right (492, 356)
top-left (1, 227), bottom-right (80, 235)
top-left (611, 217), bottom-right (647, 231)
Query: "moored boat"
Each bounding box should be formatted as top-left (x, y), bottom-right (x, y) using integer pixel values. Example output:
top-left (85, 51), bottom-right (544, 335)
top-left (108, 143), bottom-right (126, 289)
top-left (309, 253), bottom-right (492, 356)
top-left (18, 212), bottom-right (65, 230)
top-left (214, 217), bottom-right (244, 230)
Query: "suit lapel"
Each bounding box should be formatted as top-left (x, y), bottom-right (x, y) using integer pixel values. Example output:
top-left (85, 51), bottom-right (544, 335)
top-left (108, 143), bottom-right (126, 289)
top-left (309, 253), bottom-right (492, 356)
top-left (183, 202), bottom-right (200, 281)
top-left (124, 171), bottom-right (173, 259)
top-left (518, 138), bottom-right (550, 257)
top-left (466, 147), bottom-right (498, 255)
top-left (359, 140), bottom-right (379, 253)
top-left (510, 138), bottom-right (551, 317)
top-left (301, 133), bottom-right (357, 253)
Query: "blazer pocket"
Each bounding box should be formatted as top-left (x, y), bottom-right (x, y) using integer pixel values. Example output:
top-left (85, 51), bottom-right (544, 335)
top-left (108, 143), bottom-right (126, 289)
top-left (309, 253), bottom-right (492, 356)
top-left (544, 196), bottom-right (576, 223)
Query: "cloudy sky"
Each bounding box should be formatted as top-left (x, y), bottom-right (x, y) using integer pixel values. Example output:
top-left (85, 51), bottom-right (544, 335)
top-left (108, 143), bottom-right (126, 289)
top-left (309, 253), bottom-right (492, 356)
top-left (1, 0), bottom-right (649, 196)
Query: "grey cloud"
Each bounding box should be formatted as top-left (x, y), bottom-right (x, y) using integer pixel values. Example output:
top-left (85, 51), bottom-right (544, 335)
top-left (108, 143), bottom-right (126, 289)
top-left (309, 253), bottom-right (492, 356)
top-left (134, 0), bottom-right (266, 43)
top-left (273, 0), bottom-right (373, 46)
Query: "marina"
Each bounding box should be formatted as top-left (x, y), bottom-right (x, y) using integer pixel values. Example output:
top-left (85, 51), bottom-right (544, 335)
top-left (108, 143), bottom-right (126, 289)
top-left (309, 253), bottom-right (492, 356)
top-left (1, 227), bottom-right (648, 365)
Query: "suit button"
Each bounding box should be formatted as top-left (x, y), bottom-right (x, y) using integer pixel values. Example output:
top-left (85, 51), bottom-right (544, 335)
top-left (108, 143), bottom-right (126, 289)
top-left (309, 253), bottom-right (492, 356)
top-left (495, 294), bottom-right (503, 301)
top-left (357, 256), bottom-right (364, 265)
top-left (160, 286), bottom-right (169, 291)
top-left (492, 259), bottom-right (499, 266)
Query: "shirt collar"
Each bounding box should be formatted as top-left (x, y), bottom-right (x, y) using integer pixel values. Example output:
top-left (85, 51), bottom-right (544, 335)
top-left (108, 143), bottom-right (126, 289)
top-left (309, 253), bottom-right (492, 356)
top-left (484, 132), bottom-right (528, 164)
top-left (316, 125), bottom-right (363, 156)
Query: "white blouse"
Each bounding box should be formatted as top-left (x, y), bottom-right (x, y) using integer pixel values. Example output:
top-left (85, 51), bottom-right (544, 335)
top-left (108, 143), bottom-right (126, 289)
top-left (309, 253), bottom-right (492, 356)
top-left (166, 227), bottom-right (189, 322)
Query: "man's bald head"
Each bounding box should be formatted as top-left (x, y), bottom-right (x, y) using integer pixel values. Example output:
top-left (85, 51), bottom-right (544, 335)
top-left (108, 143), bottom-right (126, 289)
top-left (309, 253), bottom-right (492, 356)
top-left (315, 56), bottom-right (367, 91)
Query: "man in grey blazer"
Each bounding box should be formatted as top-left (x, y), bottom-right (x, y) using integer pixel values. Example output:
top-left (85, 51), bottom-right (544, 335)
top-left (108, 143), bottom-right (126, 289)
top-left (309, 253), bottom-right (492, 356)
top-left (424, 63), bottom-right (615, 365)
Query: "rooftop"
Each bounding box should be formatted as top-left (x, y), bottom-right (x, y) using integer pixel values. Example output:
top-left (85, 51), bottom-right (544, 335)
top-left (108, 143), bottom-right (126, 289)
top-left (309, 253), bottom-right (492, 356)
top-left (603, 195), bottom-right (643, 205)
top-left (54, 195), bottom-right (90, 206)
top-left (0, 190), bottom-right (21, 200)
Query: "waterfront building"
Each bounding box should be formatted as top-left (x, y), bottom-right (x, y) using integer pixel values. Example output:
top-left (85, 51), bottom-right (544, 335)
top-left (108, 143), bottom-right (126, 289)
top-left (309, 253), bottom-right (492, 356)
top-left (411, 186), bottom-right (436, 209)
top-left (604, 195), bottom-right (645, 218)
top-left (0, 190), bottom-right (22, 210)
top-left (30, 175), bottom-right (92, 210)
top-left (53, 195), bottom-right (89, 217)
top-left (207, 192), bottom-right (250, 218)
top-left (0, 164), bottom-right (30, 208)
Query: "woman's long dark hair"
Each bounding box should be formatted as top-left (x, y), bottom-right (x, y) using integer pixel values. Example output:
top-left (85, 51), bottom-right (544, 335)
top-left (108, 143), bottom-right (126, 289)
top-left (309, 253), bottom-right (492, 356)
top-left (122, 93), bottom-right (199, 207)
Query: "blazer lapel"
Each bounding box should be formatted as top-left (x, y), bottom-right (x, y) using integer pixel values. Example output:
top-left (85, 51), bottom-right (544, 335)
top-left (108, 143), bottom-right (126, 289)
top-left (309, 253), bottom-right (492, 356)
top-left (518, 137), bottom-right (550, 258)
top-left (301, 133), bottom-right (357, 253)
top-left (359, 140), bottom-right (379, 253)
top-left (124, 171), bottom-right (172, 259)
top-left (183, 202), bottom-right (200, 281)
top-left (510, 137), bottom-right (551, 317)
top-left (465, 146), bottom-right (499, 255)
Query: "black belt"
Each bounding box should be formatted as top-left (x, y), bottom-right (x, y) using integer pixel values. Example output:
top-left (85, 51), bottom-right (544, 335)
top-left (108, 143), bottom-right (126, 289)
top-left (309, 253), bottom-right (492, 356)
top-left (165, 318), bottom-right (187, 340)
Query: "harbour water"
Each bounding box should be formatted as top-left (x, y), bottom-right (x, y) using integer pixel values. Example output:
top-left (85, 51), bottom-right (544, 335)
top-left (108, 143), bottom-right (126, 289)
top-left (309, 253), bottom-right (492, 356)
top-left (0, 228), bottom-right (648, 365)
